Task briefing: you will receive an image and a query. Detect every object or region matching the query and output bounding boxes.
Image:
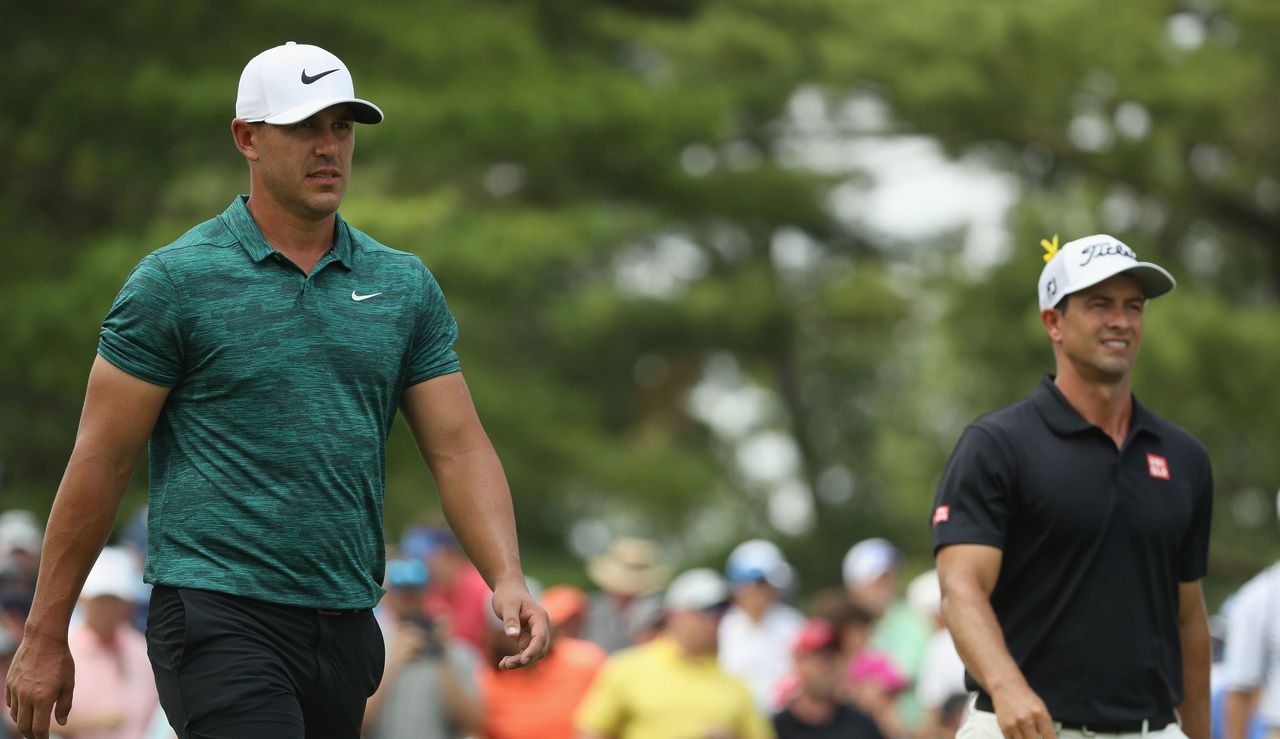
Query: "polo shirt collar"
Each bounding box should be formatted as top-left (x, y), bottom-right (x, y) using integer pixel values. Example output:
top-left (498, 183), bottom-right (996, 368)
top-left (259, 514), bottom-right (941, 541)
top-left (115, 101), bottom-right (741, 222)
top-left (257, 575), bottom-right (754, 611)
top-left (1128, 393), bottom-right (1160, 439)
top-left (220, 196), bottom-right (355, 270)
top-left (1031, 375), bottom-right (1161, 439)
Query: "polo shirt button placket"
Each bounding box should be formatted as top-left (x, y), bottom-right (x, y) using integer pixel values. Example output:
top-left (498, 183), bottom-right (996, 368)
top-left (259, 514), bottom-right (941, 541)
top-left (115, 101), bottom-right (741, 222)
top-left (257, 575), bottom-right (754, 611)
top-left (297, 276), bottom-right (314, 309)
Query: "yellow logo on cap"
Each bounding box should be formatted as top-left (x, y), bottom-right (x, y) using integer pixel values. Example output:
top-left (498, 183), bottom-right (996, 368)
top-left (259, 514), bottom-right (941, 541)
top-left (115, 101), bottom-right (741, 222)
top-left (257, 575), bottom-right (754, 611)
top-left (1040, 234), bottom-right (1060, 263)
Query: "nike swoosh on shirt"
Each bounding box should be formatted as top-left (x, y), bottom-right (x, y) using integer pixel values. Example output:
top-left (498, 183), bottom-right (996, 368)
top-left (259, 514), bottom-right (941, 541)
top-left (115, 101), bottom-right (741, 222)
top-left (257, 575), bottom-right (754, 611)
top-left (301, 68), bottom-right (339, 85)
top-left (351, 291), bottom-right (382, 302)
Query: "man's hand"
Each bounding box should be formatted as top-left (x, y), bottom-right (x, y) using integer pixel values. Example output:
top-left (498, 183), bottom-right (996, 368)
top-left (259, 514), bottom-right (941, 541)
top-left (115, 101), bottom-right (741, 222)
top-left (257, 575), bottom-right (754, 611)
top-left (5, 632), bottom-right (75, 739)
top-left (7, 356), bottom-right (168, 739)
top-left (492, 579), bottom-right (550, 670)
top-left (938, 545), bottom-right (1055, 739)
top-left (992, 682), bottom-right (1057, 739)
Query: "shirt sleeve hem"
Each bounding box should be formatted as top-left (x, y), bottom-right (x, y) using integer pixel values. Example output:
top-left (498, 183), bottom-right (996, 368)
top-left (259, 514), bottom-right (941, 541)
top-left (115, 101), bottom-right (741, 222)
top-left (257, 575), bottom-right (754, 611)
top-left (1177, 566), bottom-right (1209, 582)
top-left (404, 363), bottom-right (462, 388)
top-left (933, 535), bottom-right (1006, 554)
top-left (96, 343), bottom-right (179, 388)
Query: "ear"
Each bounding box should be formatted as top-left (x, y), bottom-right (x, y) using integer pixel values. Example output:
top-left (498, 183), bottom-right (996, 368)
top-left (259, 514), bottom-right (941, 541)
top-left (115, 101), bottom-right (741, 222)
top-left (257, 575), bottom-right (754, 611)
top-left (1041, 307), bottom-right (1064, 344)
top-left (231, 119), bottom-right (261, 162)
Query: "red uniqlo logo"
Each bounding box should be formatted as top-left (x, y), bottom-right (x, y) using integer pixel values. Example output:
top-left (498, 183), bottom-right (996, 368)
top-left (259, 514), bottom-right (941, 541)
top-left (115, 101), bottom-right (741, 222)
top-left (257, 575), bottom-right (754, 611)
top-left (932, 505), bottom-right (950, 525)
top-left (1147, 453), bottom-right (1171, 480)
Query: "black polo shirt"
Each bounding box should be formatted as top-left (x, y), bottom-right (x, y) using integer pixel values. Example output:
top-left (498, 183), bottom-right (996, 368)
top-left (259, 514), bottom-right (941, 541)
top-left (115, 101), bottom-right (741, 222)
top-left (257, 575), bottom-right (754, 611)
top-left (932, 376), bottom-right (1212, 726)
top-left (773, 703), bottom-right (885, 739)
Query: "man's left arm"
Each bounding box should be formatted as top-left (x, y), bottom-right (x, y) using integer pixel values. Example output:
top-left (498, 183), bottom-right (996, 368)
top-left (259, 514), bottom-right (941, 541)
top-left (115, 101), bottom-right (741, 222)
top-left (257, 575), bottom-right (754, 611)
top-left (1177, 579), bottom-right (1211, 739)
top-left (400, 372), bottom-right (549, 669)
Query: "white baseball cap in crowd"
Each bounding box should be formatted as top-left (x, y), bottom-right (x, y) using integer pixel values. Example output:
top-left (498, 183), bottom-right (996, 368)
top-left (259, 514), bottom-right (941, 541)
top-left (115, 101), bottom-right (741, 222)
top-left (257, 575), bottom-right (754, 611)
top-left (906, 568), bottom-right (942, 618)
top-left (663, 567), bottom-right (730, 612)
top-left (0, 510), bottom-right (42, 557)
top-left (81, 546), bottom-right (144, 602)
top-left (1037, 233), bottom-right (1175, 312)
top-left (236, 42), bottom-right (383, 125)
top-left (841, 538), bottom-right (900, 588)
top-left (725, 538), bottom-right (794, 590)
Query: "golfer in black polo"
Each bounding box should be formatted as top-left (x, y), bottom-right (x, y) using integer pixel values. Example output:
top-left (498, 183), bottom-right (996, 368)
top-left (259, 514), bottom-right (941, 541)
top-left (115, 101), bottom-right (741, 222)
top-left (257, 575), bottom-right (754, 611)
top-left (932, 234), bottom-right (1212, 739)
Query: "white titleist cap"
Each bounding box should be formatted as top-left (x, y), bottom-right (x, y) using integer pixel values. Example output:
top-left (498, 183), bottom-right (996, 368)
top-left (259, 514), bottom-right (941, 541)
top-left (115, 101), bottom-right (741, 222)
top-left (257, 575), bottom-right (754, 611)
top-left (1038, 234), bottom-right (1175, 311)
top-left (236, 42), bottom-right (383, 125)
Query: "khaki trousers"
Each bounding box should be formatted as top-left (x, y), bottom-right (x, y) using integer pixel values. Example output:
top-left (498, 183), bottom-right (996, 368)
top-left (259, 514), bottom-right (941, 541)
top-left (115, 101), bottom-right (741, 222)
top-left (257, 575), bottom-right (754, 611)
top-left (959, 709), bottom-right (1189, 739)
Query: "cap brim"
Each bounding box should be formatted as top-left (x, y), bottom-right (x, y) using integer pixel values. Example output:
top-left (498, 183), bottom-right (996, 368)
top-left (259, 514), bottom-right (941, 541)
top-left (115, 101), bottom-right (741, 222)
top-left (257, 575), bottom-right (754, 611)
top-left (1126, 262), bottom-right (1177, 300)
top-left (1064, 262), bottom-right (1176, 303)
top-left (260, 98), bottom-right (384, 125)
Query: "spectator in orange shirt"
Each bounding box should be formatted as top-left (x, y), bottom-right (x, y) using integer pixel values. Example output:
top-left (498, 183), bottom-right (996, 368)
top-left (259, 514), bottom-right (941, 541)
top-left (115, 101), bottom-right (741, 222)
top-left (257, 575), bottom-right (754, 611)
top-left (481, 585), bottom-right (606, 739)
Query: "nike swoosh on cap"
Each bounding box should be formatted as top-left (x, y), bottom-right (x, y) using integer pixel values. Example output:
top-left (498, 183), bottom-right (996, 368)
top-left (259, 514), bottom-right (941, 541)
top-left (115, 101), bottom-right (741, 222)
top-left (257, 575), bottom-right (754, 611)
top-left (301, 68), bottom-right (339, 85)
top-left (351, 291), bottom-right (382, 302)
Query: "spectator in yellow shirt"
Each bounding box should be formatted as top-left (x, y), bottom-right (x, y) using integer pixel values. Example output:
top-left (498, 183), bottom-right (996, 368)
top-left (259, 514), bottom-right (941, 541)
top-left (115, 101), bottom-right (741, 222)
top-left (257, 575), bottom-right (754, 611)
top-left (577, 567), bottom-right (775, 739)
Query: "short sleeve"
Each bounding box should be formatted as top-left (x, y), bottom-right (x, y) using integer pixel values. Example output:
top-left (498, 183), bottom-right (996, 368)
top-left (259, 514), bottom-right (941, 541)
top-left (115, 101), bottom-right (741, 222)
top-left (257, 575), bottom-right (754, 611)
top-left (404, 263), bottom-right (460, 386)
top-left (575, 658), bottom-right (629, 736)
top-left (931, 425), bottom-right (1014, 552)
top-left (97, 255), bottom-right (184, 387)
top-left (1178, 452), bottom-right (1213, 581)
top-left (1221, 576), bottom-right (1269, 690)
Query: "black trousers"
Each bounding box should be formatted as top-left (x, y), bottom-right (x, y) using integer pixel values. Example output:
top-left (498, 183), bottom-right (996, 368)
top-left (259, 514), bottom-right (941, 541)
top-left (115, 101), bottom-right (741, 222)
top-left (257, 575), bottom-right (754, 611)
top-left (145, 585), bottom-right (385, 739)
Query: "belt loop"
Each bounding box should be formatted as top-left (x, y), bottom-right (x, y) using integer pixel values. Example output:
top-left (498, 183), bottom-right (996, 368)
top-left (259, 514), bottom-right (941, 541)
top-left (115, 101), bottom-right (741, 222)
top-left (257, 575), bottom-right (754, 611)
top-left (1141, 719), bottom-right (1150, 737)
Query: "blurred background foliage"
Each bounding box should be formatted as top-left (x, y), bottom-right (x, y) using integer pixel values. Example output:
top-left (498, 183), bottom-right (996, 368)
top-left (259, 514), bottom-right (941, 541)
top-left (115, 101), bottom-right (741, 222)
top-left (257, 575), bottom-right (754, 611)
top-left (4, 0), bottom-right (1278, 606)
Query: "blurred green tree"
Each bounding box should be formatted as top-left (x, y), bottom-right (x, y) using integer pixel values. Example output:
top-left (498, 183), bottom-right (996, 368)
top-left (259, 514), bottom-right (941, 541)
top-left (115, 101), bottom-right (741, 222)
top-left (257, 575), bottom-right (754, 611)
top-left (3, 0), bottom-right (1278, 602)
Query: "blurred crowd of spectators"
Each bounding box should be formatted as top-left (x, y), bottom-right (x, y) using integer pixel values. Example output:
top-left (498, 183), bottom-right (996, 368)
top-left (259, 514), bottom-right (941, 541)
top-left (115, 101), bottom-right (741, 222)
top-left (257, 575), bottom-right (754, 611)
top-left (0, 506), bottom-right (1275, 739)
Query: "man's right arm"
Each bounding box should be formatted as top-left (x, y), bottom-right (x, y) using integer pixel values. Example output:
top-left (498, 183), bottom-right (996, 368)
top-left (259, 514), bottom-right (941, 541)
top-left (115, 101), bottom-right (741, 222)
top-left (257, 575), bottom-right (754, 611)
top-left (937, 543), bottom-right (1057, 739)
top-left (5, 355), bottom-right (169, 738)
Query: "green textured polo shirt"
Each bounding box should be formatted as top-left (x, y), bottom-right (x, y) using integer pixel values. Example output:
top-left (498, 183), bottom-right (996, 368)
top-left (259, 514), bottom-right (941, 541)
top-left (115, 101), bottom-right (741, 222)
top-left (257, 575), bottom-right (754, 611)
top-left (98, 196), bottom-right (460, 609)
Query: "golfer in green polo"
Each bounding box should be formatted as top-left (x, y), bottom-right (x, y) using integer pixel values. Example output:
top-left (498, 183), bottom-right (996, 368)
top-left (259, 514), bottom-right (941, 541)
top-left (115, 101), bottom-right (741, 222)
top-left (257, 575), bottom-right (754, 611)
top-left (5, 42), bottom-right (548, 739)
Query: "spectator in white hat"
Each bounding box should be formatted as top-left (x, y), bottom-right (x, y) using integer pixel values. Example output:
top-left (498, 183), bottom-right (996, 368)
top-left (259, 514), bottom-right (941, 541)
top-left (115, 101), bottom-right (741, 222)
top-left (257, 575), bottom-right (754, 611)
top-left (843, 538), bottom-right (932, 731)
top-left (577, 568), bottom-right (772, 739)
top-left (842, 538), bottom-right (901, 618)
top-left (1220, 490), bottom-right (1280, 739)
top-left (0, 511), bottom-right (41, 662)
top-left (60, 546), bottom-right (157, 739)
top-left (0, 511), bottom-right (41, 582)
top-left (718, 539), bottom-right (805, 711)
top-left (908, 569), bottom-right (967, 739)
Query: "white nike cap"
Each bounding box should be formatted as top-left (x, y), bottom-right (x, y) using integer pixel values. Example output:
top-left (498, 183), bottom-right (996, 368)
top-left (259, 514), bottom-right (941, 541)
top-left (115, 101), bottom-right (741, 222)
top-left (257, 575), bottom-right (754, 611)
top-left (236, 42), bottom-right (383, 125)
top-left (1038, 233), bottom-right (1175, 311)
